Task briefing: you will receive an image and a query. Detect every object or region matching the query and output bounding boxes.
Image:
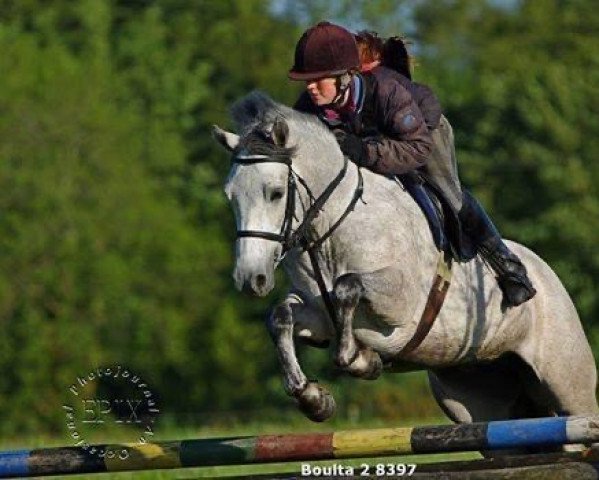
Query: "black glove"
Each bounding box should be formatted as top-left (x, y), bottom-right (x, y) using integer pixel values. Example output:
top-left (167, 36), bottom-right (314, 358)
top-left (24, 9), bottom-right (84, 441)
top-left (334, 130), bottom-right (368, 166)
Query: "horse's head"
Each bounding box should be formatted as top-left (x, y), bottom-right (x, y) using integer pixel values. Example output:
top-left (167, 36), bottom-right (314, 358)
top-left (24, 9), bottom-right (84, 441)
top-left (213, 115), bottom-right (295, 297)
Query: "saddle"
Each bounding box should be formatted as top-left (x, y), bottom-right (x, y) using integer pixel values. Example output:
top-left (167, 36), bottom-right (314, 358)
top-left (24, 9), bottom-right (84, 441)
top-left (398, 172), bottom-right (477, 262)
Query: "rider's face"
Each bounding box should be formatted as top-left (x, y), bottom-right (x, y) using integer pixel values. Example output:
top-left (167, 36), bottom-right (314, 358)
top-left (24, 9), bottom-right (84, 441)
top-left (306, 77), bottom-right (337, 105)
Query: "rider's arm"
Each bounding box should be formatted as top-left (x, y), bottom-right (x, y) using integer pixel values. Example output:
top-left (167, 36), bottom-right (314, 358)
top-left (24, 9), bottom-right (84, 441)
top-left (411, 82), bottom-right (442, 131)
top-left (362, 78), bottom-right (433, 175)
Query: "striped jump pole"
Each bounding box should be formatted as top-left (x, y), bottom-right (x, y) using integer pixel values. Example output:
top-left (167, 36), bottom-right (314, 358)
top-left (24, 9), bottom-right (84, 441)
top-left (1, 415), bottom-right (598, 478)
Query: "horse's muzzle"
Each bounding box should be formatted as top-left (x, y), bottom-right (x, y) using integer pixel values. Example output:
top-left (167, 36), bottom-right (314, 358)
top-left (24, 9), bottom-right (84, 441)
top-left (236, 271), bottom-right (274, 297)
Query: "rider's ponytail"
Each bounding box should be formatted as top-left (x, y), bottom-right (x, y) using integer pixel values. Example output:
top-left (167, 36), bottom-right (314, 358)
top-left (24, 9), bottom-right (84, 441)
top-left (355, 30), bottom-right (414, 79)
top-left (382, 36), bottom-right (413, 80)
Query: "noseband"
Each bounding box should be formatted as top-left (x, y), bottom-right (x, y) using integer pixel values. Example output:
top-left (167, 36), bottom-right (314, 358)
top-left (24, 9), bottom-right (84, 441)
top-left (232, 154), bottom-right (298, 255)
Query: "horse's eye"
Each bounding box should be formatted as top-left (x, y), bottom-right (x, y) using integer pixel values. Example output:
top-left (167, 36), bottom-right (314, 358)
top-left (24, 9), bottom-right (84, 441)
top-left (270, 189), bottom-right (284, 202)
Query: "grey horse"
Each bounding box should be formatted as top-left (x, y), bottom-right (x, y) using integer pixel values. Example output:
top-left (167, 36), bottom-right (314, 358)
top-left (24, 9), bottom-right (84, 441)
top-left (212, 91), bottom-right (598, 429)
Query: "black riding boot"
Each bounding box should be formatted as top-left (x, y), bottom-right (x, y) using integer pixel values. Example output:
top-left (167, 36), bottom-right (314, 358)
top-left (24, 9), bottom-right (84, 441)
top-left (459, 191), bottom-right (536, 307)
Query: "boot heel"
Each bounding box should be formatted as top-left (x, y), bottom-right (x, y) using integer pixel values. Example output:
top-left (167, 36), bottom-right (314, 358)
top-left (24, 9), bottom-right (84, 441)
top-left (497, 275), bottom-right (537, 307)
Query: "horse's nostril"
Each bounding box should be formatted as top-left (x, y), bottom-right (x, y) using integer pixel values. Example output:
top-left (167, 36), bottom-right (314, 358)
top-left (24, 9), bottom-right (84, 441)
top-left (255, 274), bottom-right (267, 289)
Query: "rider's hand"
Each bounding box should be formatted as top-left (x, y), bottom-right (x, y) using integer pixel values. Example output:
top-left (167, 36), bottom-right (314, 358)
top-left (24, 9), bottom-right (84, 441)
top-left (334, 130), bottom-right (368, 167)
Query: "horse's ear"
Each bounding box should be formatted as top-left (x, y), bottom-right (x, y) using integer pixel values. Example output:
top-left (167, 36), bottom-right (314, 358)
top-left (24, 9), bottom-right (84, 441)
top-left (272, 117), bottom-right (289, 147)
top-left (212, 125), bottom-right (240, 152)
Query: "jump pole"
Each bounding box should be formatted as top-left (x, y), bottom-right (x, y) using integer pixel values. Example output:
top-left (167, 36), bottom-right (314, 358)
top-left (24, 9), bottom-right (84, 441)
top-left (1, 415), bottom-right (598, 478)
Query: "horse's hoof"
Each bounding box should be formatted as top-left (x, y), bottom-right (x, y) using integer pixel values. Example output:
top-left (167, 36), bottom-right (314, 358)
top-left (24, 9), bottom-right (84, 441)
top-left (353, 349), bottom-right (383, 380)
top-left (297, 382), bottom-right (336, 422)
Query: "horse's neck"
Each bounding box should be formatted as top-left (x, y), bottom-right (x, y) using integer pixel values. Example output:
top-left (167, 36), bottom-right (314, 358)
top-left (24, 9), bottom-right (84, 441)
top-left (287, 122), bottom-right (438, 283)
top-left (292, 146), bottom-right (358, 235)
top-left (293, 152), bottom-right (438, 282)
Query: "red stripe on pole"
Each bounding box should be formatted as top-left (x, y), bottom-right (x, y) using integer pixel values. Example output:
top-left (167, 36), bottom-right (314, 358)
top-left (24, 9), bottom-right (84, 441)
top-left (255, 433), bottom-right (333, 461)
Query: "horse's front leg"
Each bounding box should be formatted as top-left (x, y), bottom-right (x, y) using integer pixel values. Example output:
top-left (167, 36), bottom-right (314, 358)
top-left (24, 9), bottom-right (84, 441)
top-left (333, 273), bottom-right (383, 380)
top-left (266, 293), bottom-right (336, 422)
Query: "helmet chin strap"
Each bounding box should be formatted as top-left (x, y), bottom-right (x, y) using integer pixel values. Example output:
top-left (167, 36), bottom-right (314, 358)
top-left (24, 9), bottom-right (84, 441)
top-left (328, 72), bottom-right (352, 108)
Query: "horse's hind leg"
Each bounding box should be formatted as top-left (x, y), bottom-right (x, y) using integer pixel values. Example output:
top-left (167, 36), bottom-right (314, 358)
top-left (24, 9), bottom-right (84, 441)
top-left (518, 354), bottom-right (599, 419)
top-left (267, 293), bottom-right (336, 422)
top-left (520, 336), bottom-right (599, 453)
top-left (428, 357), bottom-right (538, 456)
top-left (333, 273), bottom-right (383, 380)
top-left (428, 361), bottom-right (524, 425)
top-left (427, 352), bottom-right (598, 456)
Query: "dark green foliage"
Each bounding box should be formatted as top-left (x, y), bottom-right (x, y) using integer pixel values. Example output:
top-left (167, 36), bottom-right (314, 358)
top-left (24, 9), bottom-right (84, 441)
top-left (0, 0), bottom-right (300, 435)
top-left (413, 0), bottom-right (599, 338)
top-left (0, 0), bottom-right (597, 436)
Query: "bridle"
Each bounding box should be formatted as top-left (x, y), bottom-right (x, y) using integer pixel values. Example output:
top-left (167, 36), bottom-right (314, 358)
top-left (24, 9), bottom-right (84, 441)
top-left (231, 150), bottom-right (364, 322)
top-left (232, 152), bottom-right (363, 259)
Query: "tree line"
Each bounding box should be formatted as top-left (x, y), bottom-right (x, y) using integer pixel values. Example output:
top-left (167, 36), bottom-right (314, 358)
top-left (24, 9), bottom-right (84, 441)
top-left (0, 0), bottom-right (597, 435)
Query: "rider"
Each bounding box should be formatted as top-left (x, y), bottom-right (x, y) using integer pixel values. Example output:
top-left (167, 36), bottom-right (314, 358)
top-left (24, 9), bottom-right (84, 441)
top-left (289, 21), bottom-right (536, 308)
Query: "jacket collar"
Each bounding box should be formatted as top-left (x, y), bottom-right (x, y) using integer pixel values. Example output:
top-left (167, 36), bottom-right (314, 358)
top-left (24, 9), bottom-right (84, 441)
top-left (320, 74), bottom-right (365, 126)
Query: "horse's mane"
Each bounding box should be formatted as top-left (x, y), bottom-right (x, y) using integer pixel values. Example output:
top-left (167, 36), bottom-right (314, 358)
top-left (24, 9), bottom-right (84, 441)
top-left (230, 90), bottom-right (335, 145)
top-left (230, 90), bottom-right (281, 134)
